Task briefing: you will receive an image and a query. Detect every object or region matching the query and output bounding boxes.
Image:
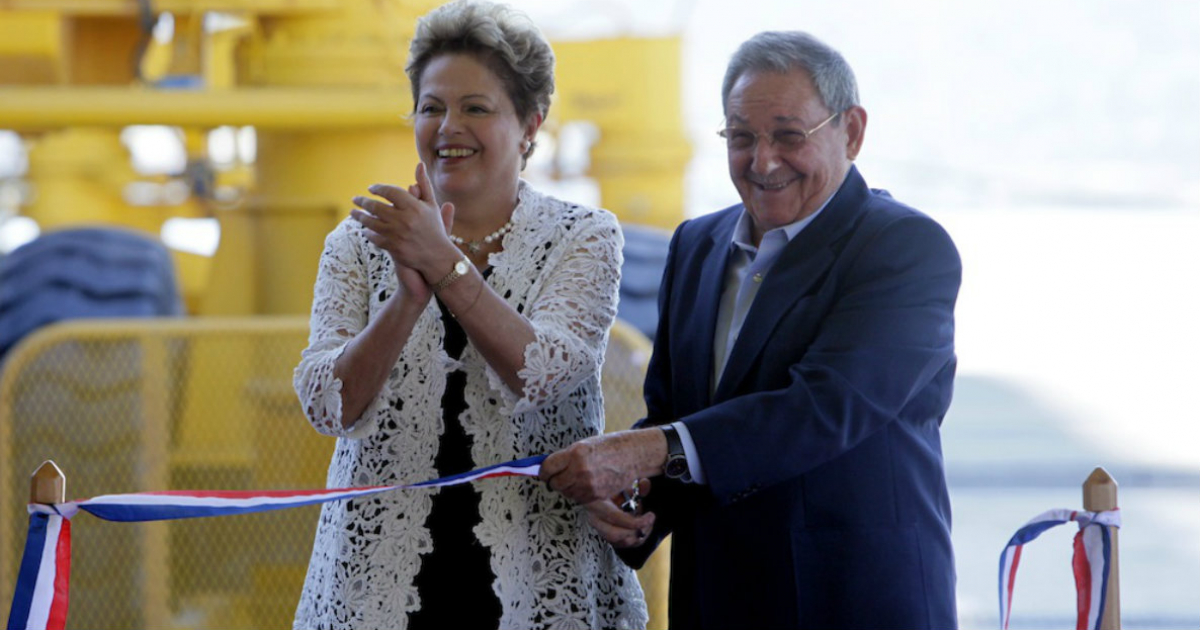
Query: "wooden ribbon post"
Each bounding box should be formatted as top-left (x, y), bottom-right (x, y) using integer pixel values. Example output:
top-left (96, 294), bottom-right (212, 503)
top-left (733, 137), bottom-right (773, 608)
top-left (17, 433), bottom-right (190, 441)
top-left (1082, 467), bottom-right (1120, 630)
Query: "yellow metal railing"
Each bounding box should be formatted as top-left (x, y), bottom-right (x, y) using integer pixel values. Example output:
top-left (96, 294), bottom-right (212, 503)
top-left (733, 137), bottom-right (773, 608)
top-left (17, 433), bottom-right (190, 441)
top-left (1, 316), bottom-right (666, 629)
top-left (601, 319), bottom-right (670, 630)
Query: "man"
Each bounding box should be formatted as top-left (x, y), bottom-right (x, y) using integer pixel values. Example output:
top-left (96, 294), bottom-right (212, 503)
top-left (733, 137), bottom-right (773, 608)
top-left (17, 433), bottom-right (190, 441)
top-left (540, 31), bottom-right (960, 629)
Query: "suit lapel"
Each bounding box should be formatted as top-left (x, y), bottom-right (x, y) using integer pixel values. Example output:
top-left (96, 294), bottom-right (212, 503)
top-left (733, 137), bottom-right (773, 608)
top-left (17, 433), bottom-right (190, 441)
top-left (713, 167), bottom-right (870, 401)
top-left (677, 209), bottom-right (739, 410)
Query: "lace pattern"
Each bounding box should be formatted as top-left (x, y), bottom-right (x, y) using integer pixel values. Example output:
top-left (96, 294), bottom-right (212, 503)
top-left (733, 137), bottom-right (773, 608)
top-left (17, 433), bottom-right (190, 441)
top-left (293, 182), bottom-right (647, 630)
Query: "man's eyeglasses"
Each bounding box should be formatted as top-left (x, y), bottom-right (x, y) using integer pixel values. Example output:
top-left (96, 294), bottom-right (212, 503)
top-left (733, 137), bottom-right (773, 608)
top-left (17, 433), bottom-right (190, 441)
top-left (718, 111), bottom-right (841, 151)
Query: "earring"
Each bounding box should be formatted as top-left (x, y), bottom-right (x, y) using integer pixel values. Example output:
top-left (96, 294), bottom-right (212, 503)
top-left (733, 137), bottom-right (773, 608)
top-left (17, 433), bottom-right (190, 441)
top-left (521, 139), bottom-right (531, 153)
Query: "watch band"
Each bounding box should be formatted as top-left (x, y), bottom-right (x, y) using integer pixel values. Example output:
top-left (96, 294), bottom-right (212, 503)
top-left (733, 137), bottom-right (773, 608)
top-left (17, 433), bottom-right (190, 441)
top-left (661, 424), bottom-right (691, 482)
top-left (432, 256), bottom-right (471, 293)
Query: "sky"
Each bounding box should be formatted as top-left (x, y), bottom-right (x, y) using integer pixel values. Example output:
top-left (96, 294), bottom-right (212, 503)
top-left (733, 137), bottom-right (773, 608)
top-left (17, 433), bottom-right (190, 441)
top-left (508, 0), bottom-right (1200, 215)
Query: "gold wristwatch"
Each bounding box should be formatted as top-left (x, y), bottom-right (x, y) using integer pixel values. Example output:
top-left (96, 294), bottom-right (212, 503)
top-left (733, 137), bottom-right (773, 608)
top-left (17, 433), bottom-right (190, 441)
top-left (432, 256), bottom-right (471, 293)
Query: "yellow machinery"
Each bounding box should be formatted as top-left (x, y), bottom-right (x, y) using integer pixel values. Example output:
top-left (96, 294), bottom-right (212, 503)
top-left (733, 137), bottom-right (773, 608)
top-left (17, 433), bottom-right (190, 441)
top-left (0, 1), bottom-right (686, 628)
top-left (0, 0), bottom-right (689, 314)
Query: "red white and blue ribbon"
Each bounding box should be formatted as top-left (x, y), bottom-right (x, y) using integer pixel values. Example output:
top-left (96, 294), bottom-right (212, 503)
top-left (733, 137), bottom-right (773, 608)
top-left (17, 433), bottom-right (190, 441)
top-left (26, 455), bottom-right (546, 523)
top-left (7, 514), bottom-right (70, 630)
top-left (6, 455), bottom-right (545, 630)
top-left (998, 508), bottom-right (1120, 630)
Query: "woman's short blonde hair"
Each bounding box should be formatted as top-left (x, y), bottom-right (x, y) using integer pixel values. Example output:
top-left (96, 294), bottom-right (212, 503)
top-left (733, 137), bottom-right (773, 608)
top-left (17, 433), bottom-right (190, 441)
top-left (406, 0), bottom-right (555, 162)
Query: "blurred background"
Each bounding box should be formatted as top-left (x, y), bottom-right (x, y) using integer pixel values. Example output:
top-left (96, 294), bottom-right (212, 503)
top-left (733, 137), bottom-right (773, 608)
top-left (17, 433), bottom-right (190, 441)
top-left (1, 0), bottom-right (1197, 628)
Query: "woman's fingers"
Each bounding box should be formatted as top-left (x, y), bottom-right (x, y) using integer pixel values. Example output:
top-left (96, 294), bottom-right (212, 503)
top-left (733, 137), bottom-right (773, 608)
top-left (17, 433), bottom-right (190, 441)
top-left (365, 183), bottom-right (409, 208)
top-left (358, 182), bottom-right (430, 224)
top-left (351, 174), bottom-right (452, 274)
top-left (415, 162), bottom-right (437, 204)
top-left (349, 208), bottom-right (380, 230)
top-left (350, 191), bottom-right (410, 235)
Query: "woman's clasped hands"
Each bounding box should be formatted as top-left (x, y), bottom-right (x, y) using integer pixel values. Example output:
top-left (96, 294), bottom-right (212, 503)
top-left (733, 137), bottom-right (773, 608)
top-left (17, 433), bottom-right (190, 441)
top-left (350, 162), bottom-right (457, 301)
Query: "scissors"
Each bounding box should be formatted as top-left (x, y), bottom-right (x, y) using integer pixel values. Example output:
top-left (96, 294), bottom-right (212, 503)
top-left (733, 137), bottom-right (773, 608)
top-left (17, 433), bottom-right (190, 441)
top-left (619, 479), bottom-right (641, 514)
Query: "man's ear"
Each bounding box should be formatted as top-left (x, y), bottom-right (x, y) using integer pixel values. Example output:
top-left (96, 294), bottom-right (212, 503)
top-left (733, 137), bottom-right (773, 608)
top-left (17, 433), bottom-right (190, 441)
top-left (843, 106), bottom-right (868, 161)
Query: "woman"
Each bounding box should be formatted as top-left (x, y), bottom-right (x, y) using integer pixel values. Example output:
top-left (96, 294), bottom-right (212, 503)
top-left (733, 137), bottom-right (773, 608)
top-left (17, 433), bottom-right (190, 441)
top-left (291, 1), bottom-right (647, 629)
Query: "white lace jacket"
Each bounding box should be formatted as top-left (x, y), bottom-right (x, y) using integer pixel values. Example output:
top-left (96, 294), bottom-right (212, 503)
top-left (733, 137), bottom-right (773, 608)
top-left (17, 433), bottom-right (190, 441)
top-left (292, 182), bottom-right (647, 630)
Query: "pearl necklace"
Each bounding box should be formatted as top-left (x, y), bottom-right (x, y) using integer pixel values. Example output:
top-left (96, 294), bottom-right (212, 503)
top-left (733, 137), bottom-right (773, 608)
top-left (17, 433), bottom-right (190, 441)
top-left (450, 219), bottom-right (514, 254)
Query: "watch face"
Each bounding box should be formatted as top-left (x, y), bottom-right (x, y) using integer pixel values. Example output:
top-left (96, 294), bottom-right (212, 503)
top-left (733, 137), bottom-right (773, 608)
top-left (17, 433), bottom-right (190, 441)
top-left (455, 260), bottom-right (468, 274)
top-left (666, 456), bottom-right (688, 478)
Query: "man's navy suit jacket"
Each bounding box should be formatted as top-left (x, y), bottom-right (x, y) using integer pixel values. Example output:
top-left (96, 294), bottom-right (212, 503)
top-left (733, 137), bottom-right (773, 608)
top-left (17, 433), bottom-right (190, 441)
top-left (624, 166), bottom-right (961, 629)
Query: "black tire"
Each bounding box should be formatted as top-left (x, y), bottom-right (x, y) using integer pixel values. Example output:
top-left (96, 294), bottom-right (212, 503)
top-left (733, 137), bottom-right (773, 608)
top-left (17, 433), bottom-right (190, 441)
top-left (619, 224), bottom-right (671, 341)
top-left (0, 226), bottom-right (183, 359)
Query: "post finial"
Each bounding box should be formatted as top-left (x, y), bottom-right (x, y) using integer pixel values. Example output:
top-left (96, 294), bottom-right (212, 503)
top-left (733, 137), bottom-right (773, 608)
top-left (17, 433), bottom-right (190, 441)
top-left (1082, 466), bottom-right (1118, 512)
top-left (31, 460), bottom-right (66, 504)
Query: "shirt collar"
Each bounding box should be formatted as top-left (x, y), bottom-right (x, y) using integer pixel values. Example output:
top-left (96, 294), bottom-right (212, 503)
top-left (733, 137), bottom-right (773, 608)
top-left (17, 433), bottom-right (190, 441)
top-left (730, 182), bottom-right (840, 254)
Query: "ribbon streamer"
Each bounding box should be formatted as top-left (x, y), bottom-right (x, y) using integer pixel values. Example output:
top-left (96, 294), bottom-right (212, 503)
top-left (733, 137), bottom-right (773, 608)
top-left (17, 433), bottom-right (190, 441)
top-left (998, 508), bottom-right (1120, 630)
top-left (6, 514), bottom-right (70, 630)
top-left (7, 455), bottom-right (546, 630)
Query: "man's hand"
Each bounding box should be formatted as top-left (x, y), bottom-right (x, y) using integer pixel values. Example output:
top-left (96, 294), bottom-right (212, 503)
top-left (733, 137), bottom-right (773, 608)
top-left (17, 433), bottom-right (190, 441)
top-left (584, 479), bottom-right (655, 548)
top-left (539, 429), bottom-right (667, 504)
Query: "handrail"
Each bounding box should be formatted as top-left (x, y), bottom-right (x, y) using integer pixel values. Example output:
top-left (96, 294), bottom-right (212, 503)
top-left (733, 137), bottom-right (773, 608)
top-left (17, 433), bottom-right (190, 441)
top-left (0, 87), bottom-right (408, 130)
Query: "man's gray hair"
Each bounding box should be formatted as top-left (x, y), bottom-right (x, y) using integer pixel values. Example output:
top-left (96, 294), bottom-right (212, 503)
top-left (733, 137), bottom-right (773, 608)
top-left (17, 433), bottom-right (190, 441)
top-left (406, 0), bottom-right (554, 161)
top-left (722, 31), bottom-right (860, 117)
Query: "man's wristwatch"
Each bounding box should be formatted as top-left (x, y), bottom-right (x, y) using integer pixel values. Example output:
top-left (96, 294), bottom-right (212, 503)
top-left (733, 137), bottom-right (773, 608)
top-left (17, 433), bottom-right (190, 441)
top-left (660, 425), bottom-right (692, 482)
top-left (432, 256), bottom-right (471, 293)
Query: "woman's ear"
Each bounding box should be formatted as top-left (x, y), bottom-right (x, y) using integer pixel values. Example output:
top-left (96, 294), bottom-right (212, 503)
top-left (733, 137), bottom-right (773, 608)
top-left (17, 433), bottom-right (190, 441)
top-left (524, 112), bottom-right (544, 148)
